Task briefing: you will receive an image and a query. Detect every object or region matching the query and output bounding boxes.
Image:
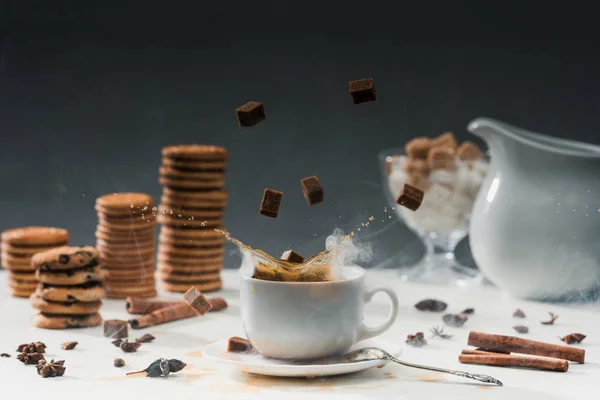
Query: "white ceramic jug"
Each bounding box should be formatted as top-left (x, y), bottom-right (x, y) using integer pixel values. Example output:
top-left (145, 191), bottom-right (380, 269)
top-left (467, 117), bottom-right (600, 300)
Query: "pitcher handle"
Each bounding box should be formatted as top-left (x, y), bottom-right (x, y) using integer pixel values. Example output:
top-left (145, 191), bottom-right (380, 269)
top-left (357, 286), bottom-right (399, 341)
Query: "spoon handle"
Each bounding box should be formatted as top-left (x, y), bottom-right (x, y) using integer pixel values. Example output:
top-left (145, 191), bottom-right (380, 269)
top-left (387, 356), bottom-right (503, 386)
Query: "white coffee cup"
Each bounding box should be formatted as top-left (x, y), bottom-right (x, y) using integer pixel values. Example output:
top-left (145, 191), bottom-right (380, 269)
top-left (240, 265), bottom-right (399, 360)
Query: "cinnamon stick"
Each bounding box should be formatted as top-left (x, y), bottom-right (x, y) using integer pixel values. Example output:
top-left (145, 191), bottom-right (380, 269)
top-left (129, 303), bottom-right (196, 329)
top-left (126, 296), bottom-right (228, 315)
top-left (459, 351), bottom-right (569, 372)
top-left (468, 331), bottom-right (585, 363)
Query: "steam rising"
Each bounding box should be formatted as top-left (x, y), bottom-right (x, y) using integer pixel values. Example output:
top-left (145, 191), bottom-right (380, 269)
top-left (326, 228), bottom-right (373, 280)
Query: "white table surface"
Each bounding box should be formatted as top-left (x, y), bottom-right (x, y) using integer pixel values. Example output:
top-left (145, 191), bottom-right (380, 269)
top-left (0, 269), bottom-right (598, 400)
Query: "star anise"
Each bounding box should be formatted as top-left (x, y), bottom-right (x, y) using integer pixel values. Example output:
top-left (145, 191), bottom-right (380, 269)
top-left (541, 312), bottom-right (558, 325)
top-left (17, 352), bottom-right (45, 365)
top-left (430, 326), bottom-right (453, 339)
top-left (127, 358), bottom-right (186, 377)
top-left (36, 359), bottom-right (66, 378)
top-left (17, 342), bottom-right (46, 354)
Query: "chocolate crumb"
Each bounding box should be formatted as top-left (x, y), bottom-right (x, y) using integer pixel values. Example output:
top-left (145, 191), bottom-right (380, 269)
top-left (513, 309), bottom-right (526, 318)
top-left (300, 175), bottom-right (324, 206)
top-left (227, 337), bottom-right (252, 353)
top-left (396, 183), bottom-right (424, 211)
top-left (259, 188), bottom-right (283, 218)
top-left (61, 341), bottom-right (78, 350)
top-left (406, 332), bottom-right (427, 347)
top-left (560, 333), bottom-right (586, 344)
top-left (349, 78), bottom-right (377, 104)
top-left (0, 353), bottom-right (10, 358)
top-left (541, 312), bottom-right (558, 325)
top-left (415, 299), bottom-right (447, 312)
top-left (114, 358), bottom-right (126, 367)
top-left (513, 325), bottom-right (529, 334)
top-left (442, 313), bottom-right (468, 328)
top-left (58, 254), bottom-right (70, 264)
top-left (135, 334), bottom-right (155, 343)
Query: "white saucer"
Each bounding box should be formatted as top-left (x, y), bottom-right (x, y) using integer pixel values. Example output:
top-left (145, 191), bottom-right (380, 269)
top-left (202, 338), bottom-right (402, 378)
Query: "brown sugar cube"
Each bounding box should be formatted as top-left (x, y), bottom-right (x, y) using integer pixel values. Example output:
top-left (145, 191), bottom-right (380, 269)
top-left (227, 336), bottom-right (252, 353)
top-left (104, 320), bottom-right (128, 339)
top-left (260, 188), bottom-right (283, 218)
top-left (281, 250), bottom-right (305, 264)
top-left (406, 173), bottom-right (429, 191)
top-left (430, 132), bottom-right (458, 150)
top-left (457, 141), bottom-right (485, 161)
top-left (405, 137), bottom-right (432, 159)
top-left (396, 183), bottom-right (425, 211)
top-left (349, 78), bottom-right (376, 104)
top-left (300, 175), bottom-right (324, 205)
top-left (404, 158), bottom-right (429, 176)
top-left (236, 101), bottom-right (266, 127)
top-left (183, 286), bottom-right (213, 316)
top-left (428, 147), bottom-right (456, 170)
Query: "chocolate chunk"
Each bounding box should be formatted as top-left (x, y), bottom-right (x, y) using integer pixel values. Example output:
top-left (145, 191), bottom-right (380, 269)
top-left (184, 286), bottom-right (213, 316)
top-left (114, 358), bottom-right (126, 367)
top-left (396, 183), bottom-right (424, 211)
top-left (236, 101), bottom-right (266, 127)
top-left (415, 299), bottom-right (447, 312)
top-left (60, 341), bottom-right (78, 350)
top-left (227, 336), bottom-right (252, 353)
top-left (104, 319), bottom-right (128, 339)
top-left (513, 308), bottom-right (526, 318)
top-left (300, 175), bottom-right (324, 206)
top-left (58, 254), bottom-right (70, 264)
top-left (461, 308), bottom-right (475, 315)
top-left (280, 250), bottom-right (305, 263)
top-left (349, 78), bottom-right (376, 104)
top-left (259, 188), bottom-right (283, 218)
top-left (513, 325), bottom-right (529, 334)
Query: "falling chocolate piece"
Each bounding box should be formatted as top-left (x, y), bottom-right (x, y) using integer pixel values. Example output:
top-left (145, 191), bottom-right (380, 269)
top-left (560, 333), bottom-right (586, 344)
top-left (227, 337), bottom-right (252, 353)
top-left (349, 78), bottom-right (376, 104)
top-left (104, 319), bottom-right (128, 339)
top-left (281, 250), bottom-right (305, 264)
top-left (236, 101), bottom-right (266, 127)
top-left (60, 341), bottom-right (78, 350)
top-left (513, 309), bottom-right (526, 318)
top-left (405, 332), bottom-right (427, 347)
top-left (443, 313), bottom-right (468, 328)
top-left (114, 358), bottom-right (126, 367)
top-left (396, 183), bottom-right (424, 212)
top-left (513, 325), bottom-right (529, 334)
top-left (184, 286), bottom-right (213, 316)
top-left (541, 312), bottom-right (558, 325)
top-left (300, 175), bottom-right (324, 206)
top-left (259, 188), bottom-right (283, 218)
top-left (414, 299), bottom-right (447, 312)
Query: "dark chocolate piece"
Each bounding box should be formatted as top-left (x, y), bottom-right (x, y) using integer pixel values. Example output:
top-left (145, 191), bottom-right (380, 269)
top-left (227, 336), bottom-right (252, 353)
top-left (396, 183), bottom-right (424, 211)
top-left (60, 341), bottom-right (78, 350)
top-left (415, 299), bottom-right (447, 312)
top-left (280, 250), bottom-right (305, 264)
top-left (259, 188), bottom-right (283, 218)
top-left (184, 286), bottom-right (213, 316)
top-left (300, 175), bottom-right (324, 206)
top-left (104, 319), bottom-right (128, 339)
top-left (114, 358), bottom-right (126, 367)
top-left (349, 78), bottom-right (377, 104)
top-left (236, 101), bottom-right (266, 127)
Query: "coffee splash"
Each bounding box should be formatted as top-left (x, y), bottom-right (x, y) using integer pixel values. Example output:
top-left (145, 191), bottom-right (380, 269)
top-left (216, 228), bottom-right (371, 282)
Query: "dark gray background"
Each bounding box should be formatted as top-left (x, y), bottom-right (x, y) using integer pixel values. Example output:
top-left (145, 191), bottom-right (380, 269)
top-left (1, 2), bottom-right (599, 269)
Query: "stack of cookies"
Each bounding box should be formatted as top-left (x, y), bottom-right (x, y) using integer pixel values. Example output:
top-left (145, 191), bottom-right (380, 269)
top-left (95, 193), bottom-right (157, 298)
top-left (156, 145), bottom-right (228, 293)
top-left (1, 227), bottom-right (69, 298)
top-left (31, 246), bottom-right (105, 329)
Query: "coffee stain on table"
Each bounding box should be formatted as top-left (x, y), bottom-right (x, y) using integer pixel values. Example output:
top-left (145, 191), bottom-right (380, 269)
top-left (409, 373), bottom-right (445, 383)
top-left (477, 385), bottom-right (493, 390)
top-left (99, 373), bottom-right (145, 381)
top-left (185, 350), bottom-right (203, 358)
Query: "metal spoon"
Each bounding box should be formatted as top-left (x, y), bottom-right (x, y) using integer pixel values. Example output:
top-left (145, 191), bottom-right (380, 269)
top-left (346, 347), bottom-right (503, 386)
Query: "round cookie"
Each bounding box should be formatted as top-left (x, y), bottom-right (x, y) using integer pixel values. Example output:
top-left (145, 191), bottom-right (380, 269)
top-left (161, 144), bottom-right (227, 161)
top-left (32, 312), bottom-right (102, 329)
top-left (1, 242), bottom-right (68, 256)
top-left (159, 165), bottom-right (225, 181)
top-left (10, 287), bottom-right (34, 298)
top-left (101, 256), bottom-right (154, 268)
top-left (156, 271), bottom-right (220, 283)
top-left (31, 246), bottom-right (99, 271)
top-left (159, 176), bottom-right (225, 190)
top-left (1, 254), bottom-right (35, 271)
top-left (161, 157), bottom-right (227, 170)
top-left (35, 282), bottom-right (106, 302)
top-left (1, 250), bottom-right (33, 263)
top-left (157, 262), bottom-right (222, 274)
top-left (158, 234), bottom-right (224, 248)
top-left (36, 265), bottom-right (108, 285)
top-left (156, 214), bottom-right (223, 228)
top-left (98, 213), bottom-right (156, 225)
top-left (160, 226), bottom-right (225, 240)
top-left (95, 228), bottom-right (155, 242)
top-left (158, 246), bottom-right (224, 258)
top-left (106, 275), bottom-right (156, 286)
top-left (30, 295), bottom-right (103, 315)
top-left (97, 246), bottom-right (155, 258)
top-left (97, 218), bottom-right (156, 231)
top-left (2, 226), bottom-right (69, 246)
top-left (8, 279), bottom-right (38, 291)
top-left (161, 195), bottom-right (228, 209)
top-left (162, 187), bottom-right (228, 201)
top-left (105, 287), bottom-right (157, 299)
top-left (96, 192), bottom-right (154, 212)
top-left (161, 279), bottom-right (222, 293)
top-left (8, 271), bottom-right (37, 282)
top-left (95, 238), bottom-right (155, 249)
top-left (157, 253), bottom-right (223, 265)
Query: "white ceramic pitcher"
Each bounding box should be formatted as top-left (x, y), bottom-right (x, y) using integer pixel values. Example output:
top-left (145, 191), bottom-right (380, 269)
top-left (467, 117), bottom-right (600, 300)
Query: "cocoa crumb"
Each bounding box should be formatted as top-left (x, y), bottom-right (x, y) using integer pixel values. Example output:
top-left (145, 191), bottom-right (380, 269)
top-left (114, 358), bottom-right (126, 367)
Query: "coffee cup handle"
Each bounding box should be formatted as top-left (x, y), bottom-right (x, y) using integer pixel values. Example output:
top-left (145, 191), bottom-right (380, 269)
top-left (357, 286), bottom-right (399, 341)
